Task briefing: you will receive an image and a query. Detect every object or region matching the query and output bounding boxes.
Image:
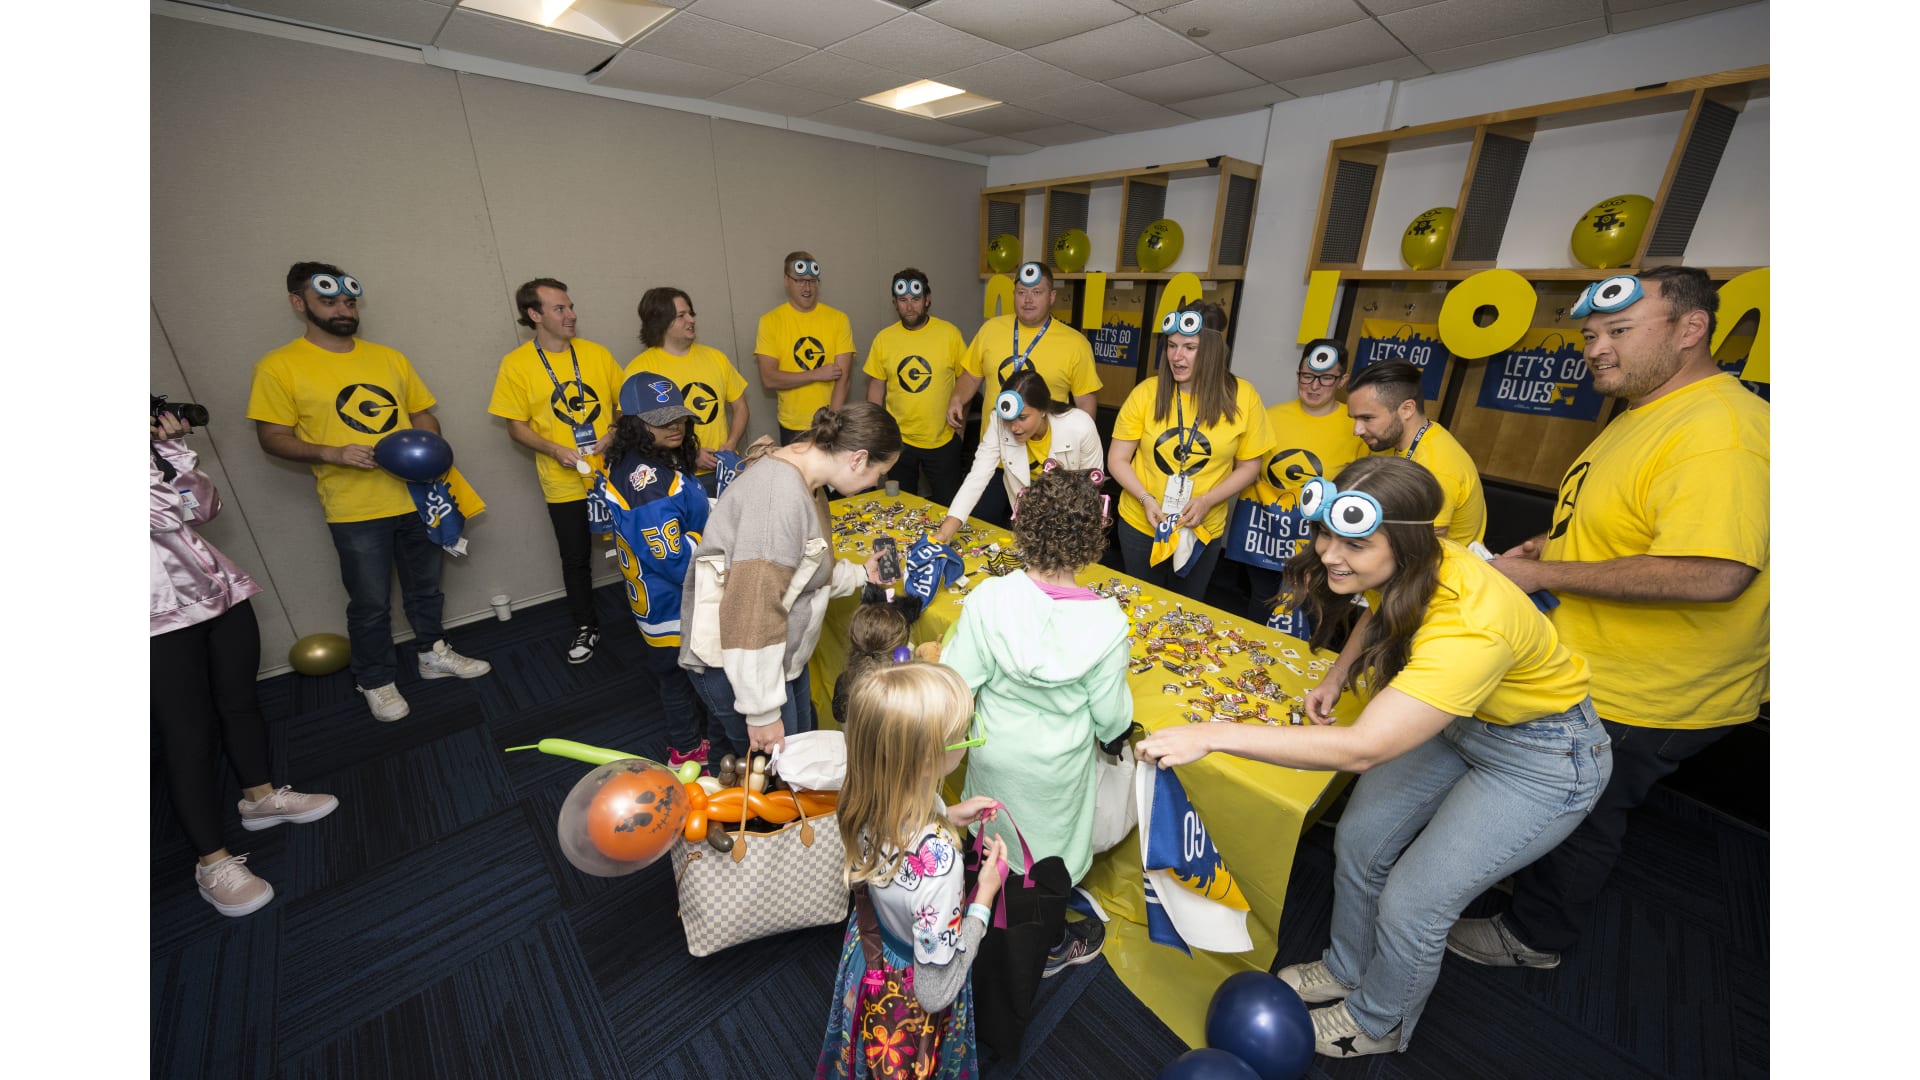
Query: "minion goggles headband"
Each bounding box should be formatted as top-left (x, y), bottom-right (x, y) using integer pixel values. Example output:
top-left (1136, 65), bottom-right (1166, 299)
top-left (307, 273), bottom-right (362, 298)
top-left (1159, 307), bottom-right (1205, 336)
top-left (1570, 274), bottom-right (1643, 318)
top-left (1299, 477), bottom-right (1431, 539)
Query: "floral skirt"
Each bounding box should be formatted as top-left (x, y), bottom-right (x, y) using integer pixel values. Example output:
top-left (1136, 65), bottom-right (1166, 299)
top-left (816, 912), bottom-right (976, 1079)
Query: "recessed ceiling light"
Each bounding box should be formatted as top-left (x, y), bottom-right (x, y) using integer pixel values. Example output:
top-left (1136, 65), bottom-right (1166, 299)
top-left (1187, 26), bottom-right (1210, 38)
top-left (459, 0), bottom-right (673, 45)
top-left (861, 79), bottom-right (1001, 119)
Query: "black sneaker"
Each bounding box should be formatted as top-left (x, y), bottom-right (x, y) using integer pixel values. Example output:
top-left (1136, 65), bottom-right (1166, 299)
top-left (1043, 917), bottom-right (1106, 978)
top-left (567, 626), bottom-right (600, 664)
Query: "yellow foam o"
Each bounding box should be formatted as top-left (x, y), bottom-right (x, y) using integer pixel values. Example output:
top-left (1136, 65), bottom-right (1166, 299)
top-left (1712, 267), bottom-right (1769, 384)
top-left (983, 273), bottom-right (1014, 319)
top-left (1437, 269), bottom-right (1537, 359)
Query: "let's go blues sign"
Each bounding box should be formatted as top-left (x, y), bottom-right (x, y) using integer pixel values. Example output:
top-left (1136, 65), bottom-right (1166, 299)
top-left (1475, 329), bottom-right (1606, 421)
top-left (1354, 320), bottom-right (1449, 400)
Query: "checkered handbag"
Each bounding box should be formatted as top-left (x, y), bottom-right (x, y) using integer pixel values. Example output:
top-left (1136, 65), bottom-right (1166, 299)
top-left (670, 790), bottom-right (850, 957)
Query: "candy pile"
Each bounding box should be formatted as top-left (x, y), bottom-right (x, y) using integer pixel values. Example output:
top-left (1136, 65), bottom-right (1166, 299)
top-left (1127, 603), bottom-right (1334, 727)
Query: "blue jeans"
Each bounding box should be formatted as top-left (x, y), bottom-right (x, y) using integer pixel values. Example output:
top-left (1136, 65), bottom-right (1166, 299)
top-left (685, 662), bottom-right (816, 760)
top-left (326, 512), bottom-right (445, 690)
top-left (1116, 518), bottom-right (1225, 602)
top-left (1322, 698), bottom-right (1612, 1046)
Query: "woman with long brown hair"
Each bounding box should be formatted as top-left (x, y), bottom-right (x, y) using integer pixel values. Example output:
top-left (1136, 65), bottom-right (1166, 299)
top-left (1107, 312), bottom-right (1274, 600)
top-left (1138, 456), bottom-right (1612, 1061)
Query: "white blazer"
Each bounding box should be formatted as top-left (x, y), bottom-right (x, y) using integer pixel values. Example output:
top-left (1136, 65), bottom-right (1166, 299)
top-left (945, 406), bottom-right (1104, 524)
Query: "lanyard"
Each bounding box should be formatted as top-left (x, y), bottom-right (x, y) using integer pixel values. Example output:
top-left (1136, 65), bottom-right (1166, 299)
top-left (1010, 317), bottom-right (1051, 373)
top-left (1402, 419), bottom-right (1433, 460)
top-left (533, 341), bottom-right (586, 423)
top-left (1172, 390), bottom-right (1200, 467)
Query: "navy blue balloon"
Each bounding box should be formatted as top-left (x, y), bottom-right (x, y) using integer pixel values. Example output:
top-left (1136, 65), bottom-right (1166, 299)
top-left (1155, 1048), bottom-right (1262, 1080)
top-left (1204, 971), bottom-right (1313, 1080)
top-left (374, 429), bottom-right (453, 482)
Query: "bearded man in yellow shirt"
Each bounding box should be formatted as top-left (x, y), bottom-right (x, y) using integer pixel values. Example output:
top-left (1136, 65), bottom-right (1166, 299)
top-left (1447, 266), bottom-right (1768, 970)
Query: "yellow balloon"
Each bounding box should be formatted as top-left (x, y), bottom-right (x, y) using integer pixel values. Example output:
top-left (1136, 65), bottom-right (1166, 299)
top-left (1052, 229), bottom-right (1090, 273)
top-left (1570, 194), bottom-right (1652, 269)
top-left (985, 233), bottom-right (1021, 273)
top-left (288, 633), bottom-right (351, 676)
top-left (1400, 207), bottom-right (1454, 270)
top-left (1136, 219), bottom-right (1184, 272)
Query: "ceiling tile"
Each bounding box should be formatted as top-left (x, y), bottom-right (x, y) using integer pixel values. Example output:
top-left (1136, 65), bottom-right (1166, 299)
top-left (1223, 18), bottom-right (1408, 82)
top-left (1418, 17), bottom-right (1606, 72)
top-left (223, 0), bottom-right (453, 45)
top-left (953, 135), bottom-right (1045, 155)
top-left (590, 49), bottom-right (751, 97)
top-left (827, 13), bottom-right (1011, 75)
top-left (1106, 55), bottom-right (1263, 105)
top-left (1278, 53), bottom-right (1430, 96)
top-left (1356, 0), bottom-right (1447, 12)
top-left (1115, 0), bottom-right (1177, 10)
top-left (1147, 0), bottom-right (1371, 51)
top-left (1022, 82), bottom-right (1157, 123)
top-left (707, 78), bottom-right (846, 116)
top-left (433, 8), bottom-right (621, 73)
top-left (1009, 122), bottom-right (1111, 146)
top-left (1029, 16), bottom-right (1208, 82)
top-left (762, 50), bottom-right (916, 98)
top-left (682, 0), bottom-right (899, 49)
top-left (1377, 0), bottom-right (1603, 54)
top-left (876, 116), bottom-right (1000, 146)
top-left (919, 0), bottom-right (1135, 51)
top-left (945, 105), bottom-right (1070, 136)
top-left (627, 11), bottom-right (812, 76)
top-left (942, 53), bottom-right (1090, 100)
top-left (1167, 83), bottom-right (1295, 119)
top-left (1078, 101), bottom-right (1198, 133)
top-left (1609, 0), bottom-right (1761, 32)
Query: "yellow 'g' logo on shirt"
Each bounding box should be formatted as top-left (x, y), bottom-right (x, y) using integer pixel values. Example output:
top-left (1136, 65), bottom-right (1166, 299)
top-left (897, 355), bottom-right (932, 394)
top-left (335, 383), bottom-right (400, 434)
top-left (548, 381), bottom-right (602, 425)
top-left (1548, 461), bottom-right (1591, 540)
top-left (1266, 448), bottom-right (1323, 490)
top-left (1152, 427), bottom-right (1212, 477)
top-left (683, 381), bottom-right (719, 425)
top-left (793, 337), bottom-right (826, 370)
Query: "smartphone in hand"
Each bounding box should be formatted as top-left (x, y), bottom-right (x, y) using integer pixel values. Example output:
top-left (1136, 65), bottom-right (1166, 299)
top-left (872, 536), bottom-right (902, 583)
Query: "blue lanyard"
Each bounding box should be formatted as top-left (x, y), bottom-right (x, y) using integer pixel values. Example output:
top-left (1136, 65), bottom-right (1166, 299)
top-left (533, 342), bottom-right (585, 421)
top-left (1010, 317), bottom-right (1051, 372)
top-left (1172, 390), bottom-right (1200, 468)
top-left (1402, 420), bottom-right (1432, 460)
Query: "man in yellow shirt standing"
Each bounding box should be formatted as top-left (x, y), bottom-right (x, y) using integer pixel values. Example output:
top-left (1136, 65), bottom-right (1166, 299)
top-left (947, 262), bottom-right (1102, 525)
top-left (248, 261), bottom-right (490, 723)
top-left (1448, 266), bottom-right (1768, 969)
top-left (487, 278), bottom-right (624, 665)
top-left (864, 268), bottom-right (966, 504)
top-left (630, 286), bottom-right (748, 496)
top-left (1346, 359), bottom-right (1486, 544)
top-left (754, 251), bottom-right (853, 445)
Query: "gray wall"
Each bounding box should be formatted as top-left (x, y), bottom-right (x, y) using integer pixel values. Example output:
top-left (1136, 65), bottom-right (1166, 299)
top-left (150, 16), bottom-right (985, 674)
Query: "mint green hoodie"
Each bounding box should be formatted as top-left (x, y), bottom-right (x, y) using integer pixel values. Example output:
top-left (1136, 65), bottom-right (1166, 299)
top-left (944, 570), bottom-right (1133, 883)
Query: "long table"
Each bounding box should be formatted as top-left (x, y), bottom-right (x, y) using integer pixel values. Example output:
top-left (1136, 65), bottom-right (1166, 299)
top-left (815, 492), bottom-right (1357, 1046)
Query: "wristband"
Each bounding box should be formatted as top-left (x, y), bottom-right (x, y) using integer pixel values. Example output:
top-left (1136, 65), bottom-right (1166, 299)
top-left (966, 903), bottom-right (992, 925)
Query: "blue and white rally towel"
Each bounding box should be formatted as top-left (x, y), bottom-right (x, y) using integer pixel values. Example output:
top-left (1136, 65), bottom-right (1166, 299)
top-left (1137, 758), bottom-right (1252, 955)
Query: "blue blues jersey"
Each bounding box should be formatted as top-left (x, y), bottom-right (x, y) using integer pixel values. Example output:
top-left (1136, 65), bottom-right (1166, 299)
top-left (598, 456), bottom-right (710, 647)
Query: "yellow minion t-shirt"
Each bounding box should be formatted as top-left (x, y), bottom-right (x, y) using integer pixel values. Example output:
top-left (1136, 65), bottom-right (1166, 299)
top-left (961, 315), bottom-right (1101, 435)
top-left (1244, 400), bottom-right (1372, 512)
top-left (863, 317), bottom-right (966, 450)
top-left (626, 343), bottom-right (748, 465)
top-left (756, 302), bottom-right (856, 431)
top-left (1543, 373), bottom-right (1768, 729)
top-left (1026, 428), bottom-right (1052, 481)
top-left (1114, 378), bottom-right (1275, 539)
top-left (488, 338), bottom-right (624, 503)
top-left (1379, 542), bottom-right (1590, 724)
top-left (247, 337), bottom-right (436, 523)
top-left (1389, 420), bottom-right (1487, 544)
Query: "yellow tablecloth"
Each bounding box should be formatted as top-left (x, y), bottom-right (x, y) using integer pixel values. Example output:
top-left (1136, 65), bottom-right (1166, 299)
top-left (816, 491), bottom-right (1358, 1047)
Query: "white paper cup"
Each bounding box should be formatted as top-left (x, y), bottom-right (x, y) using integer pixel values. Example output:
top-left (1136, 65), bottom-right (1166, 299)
top-left (490, 594), bottom-right (512, 621)
top-left (885, 480), bottom-right (900, 497)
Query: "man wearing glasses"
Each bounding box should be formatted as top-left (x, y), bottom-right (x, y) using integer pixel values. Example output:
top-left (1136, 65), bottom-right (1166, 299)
top-left (1223, 338), bottom-right (1372, 629)
top-left (248, 261), bottom-right (490, 724)
top-left (1346, 358), bottom-right (1487, 544)
top-left (754, 251), bottom-right (854, 445)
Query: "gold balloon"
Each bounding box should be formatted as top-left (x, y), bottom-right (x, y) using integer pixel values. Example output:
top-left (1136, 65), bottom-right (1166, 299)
top-left (1570, 194), bottom-right (1652, 269)
top-left (1401, 207), bottom-right (1454, 270)
top-left (288, 633), bottom-right (351, 676)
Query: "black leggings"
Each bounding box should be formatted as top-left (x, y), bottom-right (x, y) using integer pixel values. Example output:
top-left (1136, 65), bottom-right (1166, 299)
top-left (151, 600), bottom-right (270, 858)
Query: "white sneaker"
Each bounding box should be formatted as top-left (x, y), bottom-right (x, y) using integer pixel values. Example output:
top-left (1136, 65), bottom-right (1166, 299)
top-left (358, 682), bottom-right (410, 722)
top-left (417, 639), bottom-right (492, 680)
top-left (195, 853), bottom-right (274, 917)
top-left (238, 786), bottom-right (340, 831)
top-left (1277, 959), bottom-right (1353, 1003)
top-left (1311, 1001), bottom-right (1400, 1059)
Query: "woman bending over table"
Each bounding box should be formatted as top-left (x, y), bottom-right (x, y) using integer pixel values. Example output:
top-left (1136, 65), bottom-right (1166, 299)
top-left (1137, 456), bottom-right (1611, 1061)
top-left (929, 369), bottom-right (1101, 544)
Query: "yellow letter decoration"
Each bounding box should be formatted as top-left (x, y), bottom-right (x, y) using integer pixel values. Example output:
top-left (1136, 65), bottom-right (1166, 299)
top-left (1437, 269), bottom-right (1537, 359)
top-left (1151, 273), bottom-right (1207, 329)
top-left (1297, 270), bottom-right (1342, 344)
top-left (983, 273), bottom-right (1013, 320)
top-left (1711, 268), bottom-right (1768, 384)
top-left (1080, 272), bottom-right (1107, 331)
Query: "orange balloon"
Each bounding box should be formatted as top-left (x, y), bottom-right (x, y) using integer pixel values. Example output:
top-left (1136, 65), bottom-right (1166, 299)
top-left (585, 766), bottom-right (689, 862)
top-left (683, 809), bottom-right (708, 843)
